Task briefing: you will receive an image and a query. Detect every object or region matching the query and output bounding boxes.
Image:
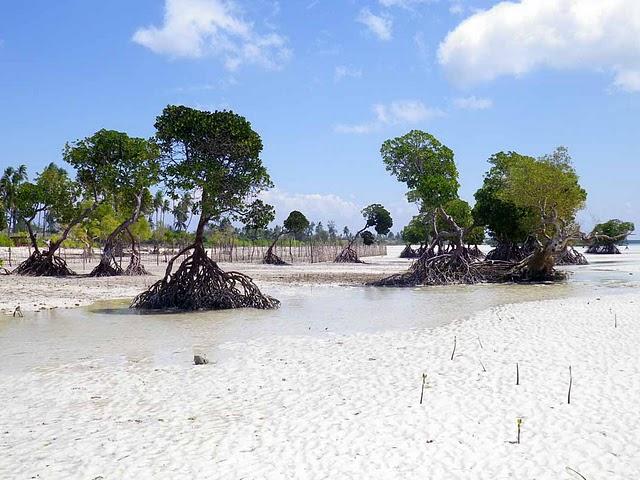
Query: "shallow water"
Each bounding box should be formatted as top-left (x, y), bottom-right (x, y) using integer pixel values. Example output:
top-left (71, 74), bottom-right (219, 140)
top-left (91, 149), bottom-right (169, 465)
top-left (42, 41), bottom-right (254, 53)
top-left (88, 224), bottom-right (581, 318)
top-left (2, 246), bottom-right (639, 373)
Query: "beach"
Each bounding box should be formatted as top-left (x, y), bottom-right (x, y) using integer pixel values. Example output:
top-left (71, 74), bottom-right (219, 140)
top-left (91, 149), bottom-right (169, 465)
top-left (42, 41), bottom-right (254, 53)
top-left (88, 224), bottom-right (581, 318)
top-left (1, 246), bottom-right (640, 479)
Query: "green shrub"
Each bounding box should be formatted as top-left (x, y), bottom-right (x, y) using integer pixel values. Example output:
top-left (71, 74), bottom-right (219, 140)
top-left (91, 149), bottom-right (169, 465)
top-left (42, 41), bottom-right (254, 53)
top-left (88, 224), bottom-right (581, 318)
top-left (0, 233), bottom-right (11, 247)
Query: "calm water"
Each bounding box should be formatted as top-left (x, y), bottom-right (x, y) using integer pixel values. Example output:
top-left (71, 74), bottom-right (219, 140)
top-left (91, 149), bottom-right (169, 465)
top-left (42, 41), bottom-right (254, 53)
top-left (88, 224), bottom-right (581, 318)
top-left (1, 246), bottom-right (639, 372)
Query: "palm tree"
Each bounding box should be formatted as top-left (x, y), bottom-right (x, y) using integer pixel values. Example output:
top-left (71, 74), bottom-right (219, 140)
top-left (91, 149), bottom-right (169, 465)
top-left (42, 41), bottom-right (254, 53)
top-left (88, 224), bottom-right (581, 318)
top-left (152, 190), bottom-right (164, 228)
top-left (0, 165), bottom-right (28, 233)
top-left (161, 199), bottom-right (170, 227)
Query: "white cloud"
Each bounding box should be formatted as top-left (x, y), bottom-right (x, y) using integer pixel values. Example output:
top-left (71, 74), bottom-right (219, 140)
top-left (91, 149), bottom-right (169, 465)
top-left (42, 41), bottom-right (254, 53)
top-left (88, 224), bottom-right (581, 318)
top-left (335, 100), bottom-right (443, 134)
top-left (453, 95), bottom-right (493, 110)
top-left (334, 65), bottom-right (362, 82)
top-left (133, 0), bottom-right (291, 71)
top-left (438, 0), bottom-right (640, 92)
top-left (260, 188), bottom-right (361, 227)
top-left (357, 8), bottom-right (393, 41)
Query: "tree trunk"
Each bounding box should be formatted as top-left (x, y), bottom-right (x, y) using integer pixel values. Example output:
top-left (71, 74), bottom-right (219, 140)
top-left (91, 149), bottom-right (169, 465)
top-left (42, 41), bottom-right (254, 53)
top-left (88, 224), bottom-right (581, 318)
top-left (90, 192), bottom-right (144, 277)
top-left (124, 227), bottom-right (149, 276)
top-left (263, 232), bottom-right (287, 265)
top-left (335, 226), bottom-right (367, 263)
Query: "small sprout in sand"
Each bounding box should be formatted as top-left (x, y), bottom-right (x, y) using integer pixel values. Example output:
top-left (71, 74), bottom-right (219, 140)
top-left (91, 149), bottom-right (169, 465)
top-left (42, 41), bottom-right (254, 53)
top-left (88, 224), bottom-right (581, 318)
top-left (420, 373), bottom-right (427, 405)
top-left (479, 360), bottom-right (487, 373)
top-left (450, 336), bottom-right (457, 361)
top-left (567, 365), bottom-right (573, 404)
top-left (13, 306), bottom-right (23, 318)
top-left (516, 362), bottom-right (520, 385)
top-left (516, 418), bottom-right (523, 444)
top-left (565, 466), bottom-right (588, 479)
top-left (614, 313), bottom-right (617, 328)
top-left (477, 335), bottom-right (484, 349)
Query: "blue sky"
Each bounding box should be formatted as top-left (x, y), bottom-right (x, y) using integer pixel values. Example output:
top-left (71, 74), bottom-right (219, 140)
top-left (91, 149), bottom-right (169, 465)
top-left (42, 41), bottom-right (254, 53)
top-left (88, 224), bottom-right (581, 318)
top-left (1, 0), bottom-right (639, 232)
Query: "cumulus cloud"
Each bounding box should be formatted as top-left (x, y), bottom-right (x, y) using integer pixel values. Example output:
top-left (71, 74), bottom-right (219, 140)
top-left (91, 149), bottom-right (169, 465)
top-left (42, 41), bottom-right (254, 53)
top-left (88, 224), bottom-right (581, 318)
top-left (334, 65), bottom-right (362, 82)
top-left (259, 188), bottom-right (361, 227)
top-left (133, 0), bottom-right (291, 71)
top-left (357, 8), bottom-right (393, 41)
top-left (453, 96), bottom-right (493, 110)
top-left (438, 0), bottom-right (640, 92)
top-left (335, 100), bottom-right (443, 134)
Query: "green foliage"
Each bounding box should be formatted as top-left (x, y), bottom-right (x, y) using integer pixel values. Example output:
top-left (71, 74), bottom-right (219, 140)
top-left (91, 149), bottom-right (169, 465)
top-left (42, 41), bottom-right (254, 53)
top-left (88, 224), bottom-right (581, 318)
top-left (64, 129), bottom-right (159, 200)
top-left (14, 181), bottom-right (44, 222)
top-left (0, 232), bottom-right (12, 247)
top-left (401, 216), bottom-right (429, 245)
top-left (283, 210), bottom-right (310, 235)
top-left (1, 164), bottom-right (28, 232)
top-left (361, 231), bottom-right (375, 245)
top-left (0, 202), bottom-right (6, 231)
top-left (465, 226), bottom-right (486, 245)
top-left (362, 204), bottom-right (393, 235)
top-left (129, 217), bottom-right (153, 242)
top-left (499, 148), bottom-right (586, 237)
top-left (84, 202), bottom-right (120, 244)
top-left (12, 163), bottom-right (78, 248)
top-left (440, 199), bottom-right (472, 229)
top-left (244, 199), bottom-right (275, 231)
top-left (154, 105), bottom-right (273, 226)
top-left (473, 152), bottom-right (540, 244)
top-left (381, 130), bottom-right (459, 209)
top-left (590, 219), bottom-right (635, 245)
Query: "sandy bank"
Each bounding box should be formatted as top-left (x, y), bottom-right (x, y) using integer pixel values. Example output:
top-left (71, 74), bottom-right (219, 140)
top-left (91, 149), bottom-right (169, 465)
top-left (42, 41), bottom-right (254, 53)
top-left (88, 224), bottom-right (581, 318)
top-left (1, 292), bottom-right (639, 478)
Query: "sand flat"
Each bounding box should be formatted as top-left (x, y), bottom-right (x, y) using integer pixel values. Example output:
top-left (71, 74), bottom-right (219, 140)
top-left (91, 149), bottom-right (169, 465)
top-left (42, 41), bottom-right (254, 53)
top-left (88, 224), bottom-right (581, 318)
top-left (1, 246), bottom-right (640, 479)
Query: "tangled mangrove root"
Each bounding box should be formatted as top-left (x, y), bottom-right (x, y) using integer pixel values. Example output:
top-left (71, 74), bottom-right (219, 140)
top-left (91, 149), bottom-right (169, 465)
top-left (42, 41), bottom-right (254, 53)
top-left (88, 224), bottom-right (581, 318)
top-left (399, 245), bottom-right (419, 258)
top-left (124, 256), bottom-right (149, 276)
top-left (555, 246), bottom-right (588, 266)
top-left (89, 258), bottom-right (123, 277)
top-left (335, 246), bottom-right (363, 263)
top-left (131, 247), bottom-right (279, 311)
top-left (13, 252), bottom-right (75, 277)
top-left (468, 245), bottom-right (485, 259)
top-left (586, 244), bottom-right (621, 254)
top-left (371, 249), bottom-right (483, 287)
top-left (263, 248), bottom-right (288, 265)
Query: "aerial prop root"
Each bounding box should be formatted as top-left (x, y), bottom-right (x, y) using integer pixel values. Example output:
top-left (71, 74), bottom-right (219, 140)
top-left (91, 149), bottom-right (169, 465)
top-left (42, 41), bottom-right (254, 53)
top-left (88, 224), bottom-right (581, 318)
top-left (131, 249), bottom-right (279, 310)
top-left (370, 250), bottom-right (483, 287)
top-left (399, 245), bottom-right (419, 258)
top-left (263, 249), bottom-right (289, 265)
top-left (13, 252), bottom-right (75, 277)
top-left (555, 246), bottom-right (588, 266)
top-left (89, 258), bottom-right (123, 277)
top-left (334, 246), bottom-right (363, 264)
top-left (585, 244), bottom-right (621, 254)
top-left (124, 258), bottom-right (149, 276)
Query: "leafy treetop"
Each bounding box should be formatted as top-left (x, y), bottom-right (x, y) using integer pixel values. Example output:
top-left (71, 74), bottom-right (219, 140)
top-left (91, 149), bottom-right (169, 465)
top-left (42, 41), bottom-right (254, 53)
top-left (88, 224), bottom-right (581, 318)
top-left (401, 216), bottom-right (429, 245)
top-left (154, 105), bottom-right (273, 226)
top-left (361, 204), bottom-right (393, 235)
top-left (590, 219), bottom-right (635, 245)
top-left (472, 151), bottom-right (537, 244)
top-left (381, 130), bottom-right (459, 209)
top-left (283, 210), bottom-right (310, 234)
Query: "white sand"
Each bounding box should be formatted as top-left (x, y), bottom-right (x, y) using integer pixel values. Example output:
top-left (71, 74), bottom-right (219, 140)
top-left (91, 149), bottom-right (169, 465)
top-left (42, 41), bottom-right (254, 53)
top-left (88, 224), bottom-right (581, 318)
top-left (1, 246), bottom-right (640, 478)
top-left (1, 292), bottom-right (639, 479)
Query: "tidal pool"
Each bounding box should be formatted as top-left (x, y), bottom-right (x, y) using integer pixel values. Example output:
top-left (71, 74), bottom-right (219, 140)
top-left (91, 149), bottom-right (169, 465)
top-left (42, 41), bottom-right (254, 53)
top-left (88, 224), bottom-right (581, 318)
top-left (1, 248), bottom-right (638, 373)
